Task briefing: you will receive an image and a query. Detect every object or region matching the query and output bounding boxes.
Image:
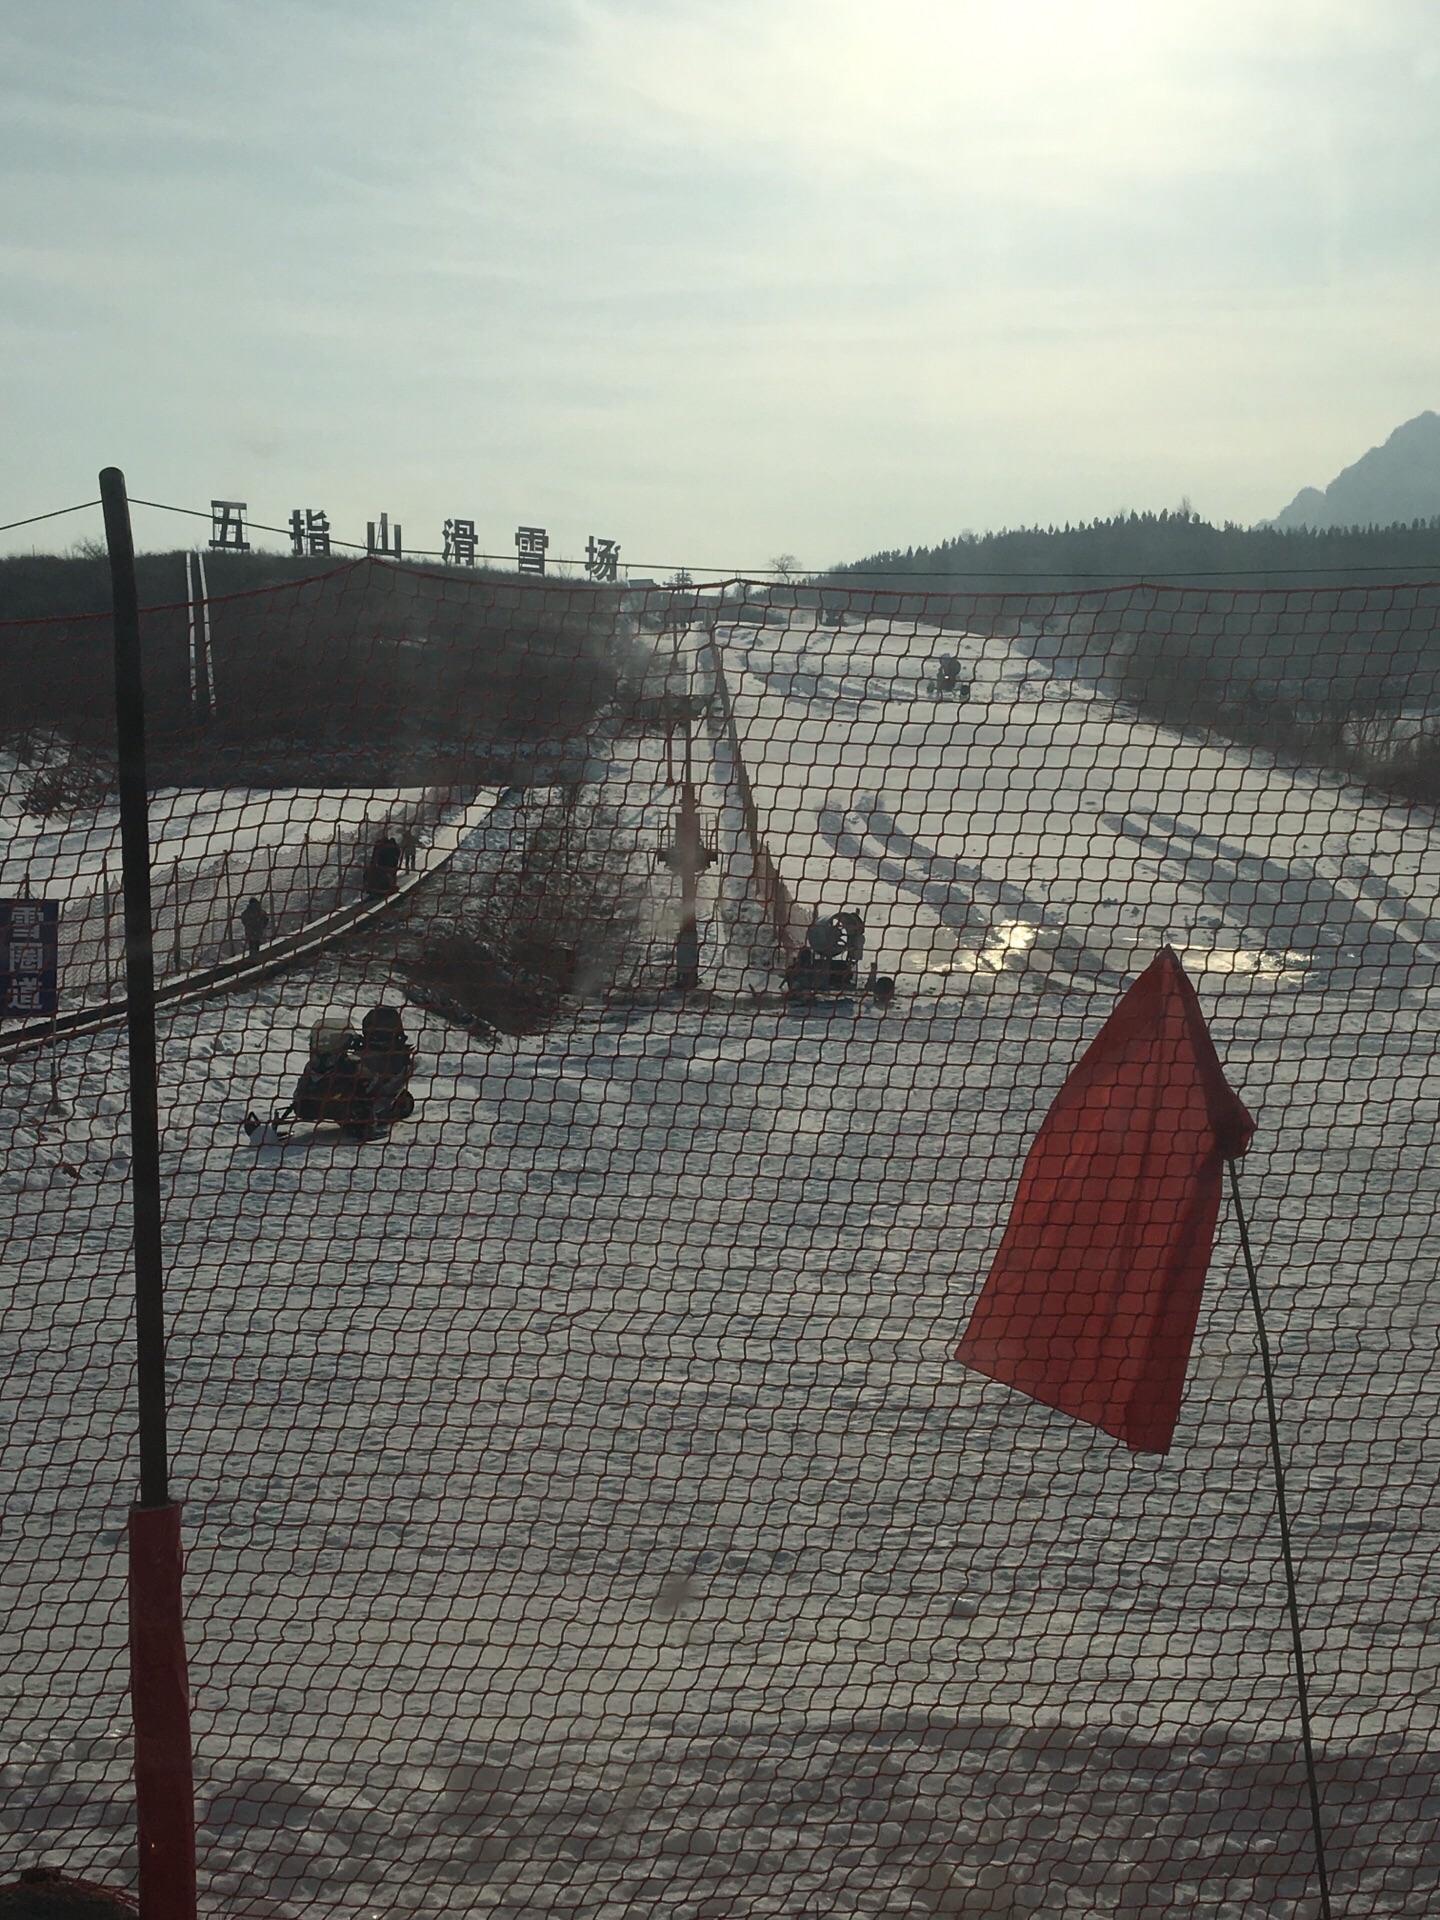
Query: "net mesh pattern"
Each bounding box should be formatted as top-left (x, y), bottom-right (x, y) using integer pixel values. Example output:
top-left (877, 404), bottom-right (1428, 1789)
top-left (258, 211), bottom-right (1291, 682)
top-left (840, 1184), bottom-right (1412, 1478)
top-left (2, 561), bottom-right (1439, 1917)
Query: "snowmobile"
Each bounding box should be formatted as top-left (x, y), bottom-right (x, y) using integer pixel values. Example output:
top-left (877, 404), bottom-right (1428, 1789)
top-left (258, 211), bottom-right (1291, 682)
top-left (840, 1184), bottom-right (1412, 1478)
top-left (783, 912), bottom-right (896, 1011)
top-left (243, 1009), bottom-right (417, 1146)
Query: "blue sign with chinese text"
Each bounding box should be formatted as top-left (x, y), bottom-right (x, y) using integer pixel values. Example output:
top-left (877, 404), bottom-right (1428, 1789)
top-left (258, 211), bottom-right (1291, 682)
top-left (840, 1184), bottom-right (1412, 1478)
top-left (0, 900), bottom-right (60, 1019)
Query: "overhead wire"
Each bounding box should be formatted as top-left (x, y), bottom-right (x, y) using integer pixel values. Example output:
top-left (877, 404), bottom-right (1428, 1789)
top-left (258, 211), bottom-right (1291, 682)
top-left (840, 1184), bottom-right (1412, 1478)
top-left (0, 499), bottom-right (104, 534)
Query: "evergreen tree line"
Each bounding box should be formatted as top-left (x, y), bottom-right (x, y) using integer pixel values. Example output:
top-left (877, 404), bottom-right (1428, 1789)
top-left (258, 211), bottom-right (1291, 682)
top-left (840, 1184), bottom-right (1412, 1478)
top-left (0, 554), bottom-right (627, 795)
top-left (1096, 594), bottom-right (1440, 808)
top-left (827, 508), bottom-right (1440, 593)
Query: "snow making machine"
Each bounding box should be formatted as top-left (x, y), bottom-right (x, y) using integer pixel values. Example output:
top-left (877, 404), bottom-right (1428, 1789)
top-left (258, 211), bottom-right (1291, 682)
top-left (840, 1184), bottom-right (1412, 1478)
top-left (783, 911), bottom-right (896, 1012)
top-left (924, 654), bottom-right (972, 700)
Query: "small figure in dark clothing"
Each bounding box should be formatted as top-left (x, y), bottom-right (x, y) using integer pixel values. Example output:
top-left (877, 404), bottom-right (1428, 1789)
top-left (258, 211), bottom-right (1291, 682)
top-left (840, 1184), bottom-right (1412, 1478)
top-left (239, 896), bottom-right (269, 957)
top-left (360, 1006), bottom-right (415, 1099)
top-left (341, 1006), bottom-right (418, 1139)
top-left (293, 1017), bottom-right (367, 1130)
top-left (399, 824), bottom-right (420, 872)
top-left (363, 831), bottom-right (402, 899)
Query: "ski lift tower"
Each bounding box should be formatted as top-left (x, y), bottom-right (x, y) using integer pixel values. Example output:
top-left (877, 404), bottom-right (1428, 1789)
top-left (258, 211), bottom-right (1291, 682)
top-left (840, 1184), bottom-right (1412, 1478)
top-left (674, 739), bottom-right (702, 991)
top-left (657, 619), bottom-right (708, 992)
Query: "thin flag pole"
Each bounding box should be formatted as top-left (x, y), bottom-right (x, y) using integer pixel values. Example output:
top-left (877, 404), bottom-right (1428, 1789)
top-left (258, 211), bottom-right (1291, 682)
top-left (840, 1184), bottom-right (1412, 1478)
top-left (1227, 1157), bottom-right (1334, 1920)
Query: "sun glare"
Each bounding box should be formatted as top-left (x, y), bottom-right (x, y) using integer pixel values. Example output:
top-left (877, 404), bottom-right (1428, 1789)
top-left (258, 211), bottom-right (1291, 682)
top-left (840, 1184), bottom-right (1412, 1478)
top-left (582, 0), bottom-right (1245, 191)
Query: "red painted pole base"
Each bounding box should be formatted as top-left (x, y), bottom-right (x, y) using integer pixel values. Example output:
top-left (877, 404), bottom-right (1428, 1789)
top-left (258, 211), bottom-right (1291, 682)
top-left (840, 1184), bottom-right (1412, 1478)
top-left (128, 1504), bottom-right (196, 1920)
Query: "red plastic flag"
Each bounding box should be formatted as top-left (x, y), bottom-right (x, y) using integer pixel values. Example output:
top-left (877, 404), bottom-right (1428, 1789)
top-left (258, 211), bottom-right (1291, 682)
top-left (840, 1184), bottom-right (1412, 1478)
top-left (956, 948), bottom-right (1255, 1453)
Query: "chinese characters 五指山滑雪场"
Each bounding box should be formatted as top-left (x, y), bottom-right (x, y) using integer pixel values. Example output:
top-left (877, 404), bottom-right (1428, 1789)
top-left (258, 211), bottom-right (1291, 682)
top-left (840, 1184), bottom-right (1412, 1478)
top-left (209, 500), bottom-right (250, 553)
top-left (444, 518), bottom-right (478, 566)
top-left (367, 513), bottom-right (402, 560)
top-left (515, 526), bottom-right (549, 576)
top-left (585, 536), bottom-right (620, 583)
top-left (289, 509), bottom-right (331, 557)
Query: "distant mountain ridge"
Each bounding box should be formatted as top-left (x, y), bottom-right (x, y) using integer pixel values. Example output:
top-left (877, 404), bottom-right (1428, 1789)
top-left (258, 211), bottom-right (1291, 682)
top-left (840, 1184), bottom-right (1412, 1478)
top-left (1271, 411), bottom-right (1440, 530)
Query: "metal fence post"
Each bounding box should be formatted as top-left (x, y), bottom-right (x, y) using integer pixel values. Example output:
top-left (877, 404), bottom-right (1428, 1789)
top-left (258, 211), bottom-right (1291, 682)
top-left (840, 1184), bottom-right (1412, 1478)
top-left (100, 465), bottom-right (198, 1920)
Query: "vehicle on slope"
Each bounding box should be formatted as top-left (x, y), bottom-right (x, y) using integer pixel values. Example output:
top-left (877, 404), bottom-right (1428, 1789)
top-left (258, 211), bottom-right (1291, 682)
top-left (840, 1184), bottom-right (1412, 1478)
top-left (243, 1007), bottom-right (418, 1145)
top-left (923, 654), bottom-right (972, 699)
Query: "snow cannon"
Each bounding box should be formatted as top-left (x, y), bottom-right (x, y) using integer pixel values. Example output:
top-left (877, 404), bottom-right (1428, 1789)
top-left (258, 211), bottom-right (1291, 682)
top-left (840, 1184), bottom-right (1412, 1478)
top-left (924, 654), bottom-right (971, 700)
top-left (783, 911), bottom-right (894, 1011)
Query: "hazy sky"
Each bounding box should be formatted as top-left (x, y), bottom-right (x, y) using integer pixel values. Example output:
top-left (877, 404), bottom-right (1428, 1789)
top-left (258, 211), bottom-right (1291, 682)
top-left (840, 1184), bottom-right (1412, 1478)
top-left (4, 0), bottom-right (1439, 571)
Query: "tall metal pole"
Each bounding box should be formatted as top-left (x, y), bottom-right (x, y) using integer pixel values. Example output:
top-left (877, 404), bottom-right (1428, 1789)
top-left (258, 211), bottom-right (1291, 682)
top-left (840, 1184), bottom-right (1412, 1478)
top-left (675, 725), bottom-right (701, 990)
top-left (101, 467), bottom-right (169, 1512)
top-left (100, 468), bottom-right (197, 1920)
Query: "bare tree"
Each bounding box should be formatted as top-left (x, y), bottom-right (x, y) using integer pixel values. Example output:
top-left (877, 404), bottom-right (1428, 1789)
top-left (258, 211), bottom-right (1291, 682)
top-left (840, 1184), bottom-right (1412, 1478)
top-left (770, 553), bottom-right (800, 580)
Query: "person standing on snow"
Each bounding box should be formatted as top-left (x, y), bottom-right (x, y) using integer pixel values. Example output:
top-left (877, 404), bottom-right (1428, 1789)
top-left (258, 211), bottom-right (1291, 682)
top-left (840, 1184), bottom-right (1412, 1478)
top-left (239, 896), bottom-right (270, 957)
top-left (363, 830), bottom-right (402, 898)
top-left (399, 824), bottom-right (420, 872)
top-left (359, 1006), bottom-right (415, 1102)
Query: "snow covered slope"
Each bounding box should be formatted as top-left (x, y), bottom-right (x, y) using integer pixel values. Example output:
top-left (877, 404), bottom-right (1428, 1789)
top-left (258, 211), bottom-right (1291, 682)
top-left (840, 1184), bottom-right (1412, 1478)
top-left (3, 630), bottom-right (1438, 1917)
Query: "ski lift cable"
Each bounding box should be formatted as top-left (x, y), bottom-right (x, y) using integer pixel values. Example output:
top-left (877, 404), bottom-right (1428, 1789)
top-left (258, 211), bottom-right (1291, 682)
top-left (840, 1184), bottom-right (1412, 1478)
top-left (0, 498), bottom-right (104, 533)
